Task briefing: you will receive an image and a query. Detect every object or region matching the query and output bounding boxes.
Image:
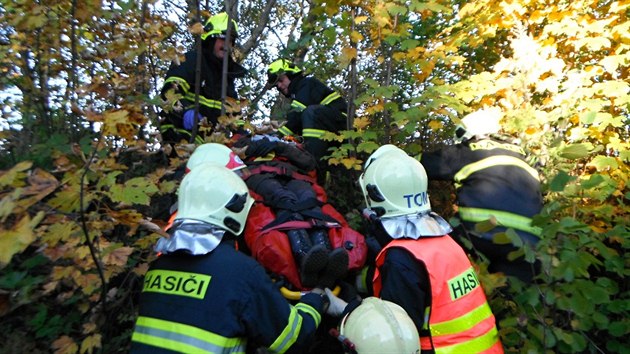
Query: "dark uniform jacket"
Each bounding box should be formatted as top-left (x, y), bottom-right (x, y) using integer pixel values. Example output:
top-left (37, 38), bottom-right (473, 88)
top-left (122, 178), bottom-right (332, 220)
top-left (278, 75), bottom-right (347, 137)
top-left (131, 240), bottom-right (324, 354)
top-left (160, 49), bottom-right (246, 142)
top-left (421, 136), bottom-right (543, 243)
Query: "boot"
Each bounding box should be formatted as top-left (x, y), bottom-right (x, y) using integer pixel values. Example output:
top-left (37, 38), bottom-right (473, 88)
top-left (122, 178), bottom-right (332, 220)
top-left (287, 229), bottom-right (328, 288)
top-left (309, 228), bottom-right (349, 288)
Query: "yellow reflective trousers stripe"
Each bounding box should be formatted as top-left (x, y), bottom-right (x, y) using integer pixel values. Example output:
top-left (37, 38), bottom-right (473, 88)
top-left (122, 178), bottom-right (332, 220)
top-left (132, 316), bottom-right (245, 353)
top-left (278, 126), bottom-right (294, 136)
top-left (269, 305), bottom-right (303, 354)
top-left (435, 325), bottom-right (500, 354)
top-left (303, 128), bottom-right (326, 138)
top-left (458, 207), bottom-right (542, 237)
top-left (454, 155), bottom-right (540, 185)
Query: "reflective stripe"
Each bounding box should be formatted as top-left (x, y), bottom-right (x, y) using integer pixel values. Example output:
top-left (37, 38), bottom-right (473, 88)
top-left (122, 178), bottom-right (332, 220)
top-left (269, 305), bottom-right (303, 354)
top-left (295, 303), bottom-right (321, 327)
top-left (184, 93), bottom-right (223, 110)
top-left (303, 128), bottom-right (326, 138)
top-left (430, 302), bottom-right (493, 336)
top-left (159, 124), bottom-right (204, 144)
top-left (434, 325), bottom-right (500, 354)
top-left (458, 207), bottom-right (542, 237)
top-left (164, 76), bottom-right (190, 92)
top-left (132, 316), bottom-right (245, 353)
top-left (160, 124), bottom-right (191, 137)
top-left (278, 126), bottom-right (294, 136)
top-left (320, 92), bottom-right (340, 105)
top-left (453, 155), bottom-right (540, 184)
top-left (291, 101), bottom-right (307, 112)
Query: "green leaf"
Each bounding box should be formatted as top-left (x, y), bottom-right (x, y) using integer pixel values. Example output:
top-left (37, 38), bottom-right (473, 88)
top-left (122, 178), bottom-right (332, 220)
top-left (549, 170), bottom-right (573, 191)
top-left (581, 174), bottom-right (605, 189)
top-left (558, 143), bottom-right (594, 159)
top-left (356, 141), bottom-right (380, 153)
top-left (609, 321), bottom-right (629, 337)
top-left (109, 177), bottom-right (158, 206)
top-left (588, 156), bottom-right (619, 171)
top-left (579, 111), bottom-right (597, 124)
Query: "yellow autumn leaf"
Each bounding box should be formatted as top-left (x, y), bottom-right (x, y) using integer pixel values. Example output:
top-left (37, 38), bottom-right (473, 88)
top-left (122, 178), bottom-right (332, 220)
top-left (189, 22), bottom-right (205, 35)
top-left (352, 117), bottom-right (371, 131)
top-left (338, 47), bottom-right (357, 68)
top-left (0, 211), bottom-right (44, 268)
top-left (103, 110), bottom-right (129, 124)
top-left (82, 322), bottom-right (97, 335)
top-left (103, 246), bottom-right (134, 267)
top-left (428, 120), bottom-right (444, 130)
top-left (340, 157), bottom-right (360, 170)
top-left (52, 335), bottom-right (78, 354)
top-left (350, 30), bottom-right (364, 43)
top-left (80, 333), bottom-right (102, 354)
top-left (74, 273), bottom-right (101, 295)
top-left (354, 16), bottom-right (368, 24)
top-left (133, 262), bottom-right (150, 276)
top-left (0, 161), bottom-right (32, 187)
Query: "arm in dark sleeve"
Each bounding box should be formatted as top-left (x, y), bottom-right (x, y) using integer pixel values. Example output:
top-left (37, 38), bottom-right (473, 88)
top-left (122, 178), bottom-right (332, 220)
top-left (242, 263), bottom-right (323, 353)
top-left (420, 144), bottom-right (464, 180)
top-left (160, 51), bottom-right (198, 110)
top-left (378, 247), bottom-right (430, 332)
top-left (294, 77), bottom-right (329, 107)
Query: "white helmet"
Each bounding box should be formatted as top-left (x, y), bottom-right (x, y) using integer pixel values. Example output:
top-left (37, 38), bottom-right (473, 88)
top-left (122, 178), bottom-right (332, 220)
top-left (454, 107), bottom-right (502, 143)
top-left (339, 297), bottom-right (420, 354)
top-left (186, 143), bottom-right (246, 173)
top-left (176, 164), bottom-right (253, 234)
top-left (363, 144), bottom-right (408, 170)
top-left (359, 155), bottom-right (431, 218)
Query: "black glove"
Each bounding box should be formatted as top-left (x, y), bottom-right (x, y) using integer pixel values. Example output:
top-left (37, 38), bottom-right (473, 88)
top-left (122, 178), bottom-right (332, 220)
top-left (246, 138), bottom-right (277, 158)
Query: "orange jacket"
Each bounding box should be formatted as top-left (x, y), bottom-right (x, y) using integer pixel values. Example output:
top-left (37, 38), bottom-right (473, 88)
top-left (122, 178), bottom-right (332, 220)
top-left (373, 236), bottom-right (503, 354)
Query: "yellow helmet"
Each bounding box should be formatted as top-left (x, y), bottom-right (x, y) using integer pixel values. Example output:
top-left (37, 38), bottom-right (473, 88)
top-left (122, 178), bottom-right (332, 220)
top-left (359, 154), bottom-right (431, 218)
top-left (267, 59), bottom-right (302, 84)
top-left (201, 12), bottom-right (238, 41)
top-left (176, 164), bottom-right (253, 234)
top-left (186, 143), bottom-right (246, 173)
top-left (339, 297), bottom-right (420, 354)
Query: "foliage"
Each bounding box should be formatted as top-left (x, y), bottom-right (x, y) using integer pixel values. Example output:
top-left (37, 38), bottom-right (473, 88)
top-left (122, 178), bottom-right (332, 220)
top-left (0, 0), bottom-right (629, 353)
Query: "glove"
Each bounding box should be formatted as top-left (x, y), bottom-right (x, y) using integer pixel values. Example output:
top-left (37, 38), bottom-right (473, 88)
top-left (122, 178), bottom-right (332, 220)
top-left (324, 287), bottom-right (348, 317)
top-left (183, 110), bottom-right (203, 130)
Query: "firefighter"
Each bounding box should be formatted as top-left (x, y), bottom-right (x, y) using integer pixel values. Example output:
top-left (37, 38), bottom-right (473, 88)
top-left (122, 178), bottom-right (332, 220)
top-left (159, 12), bottom-right (246, 145)
top-left (326, 149), bottom-right (503, 353)
top-left (266, 59), bottom-right (348, 166)
top-left (232, 134), bottom-right (349, 289)
top-left (163, 143), bottom-right (249, 232)
top-left (334, 297), bottom-right (421, 354)
top-left (420, 107), bottom-right (543, 283)
top-left (131, 164), bottom-right (327, 353)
